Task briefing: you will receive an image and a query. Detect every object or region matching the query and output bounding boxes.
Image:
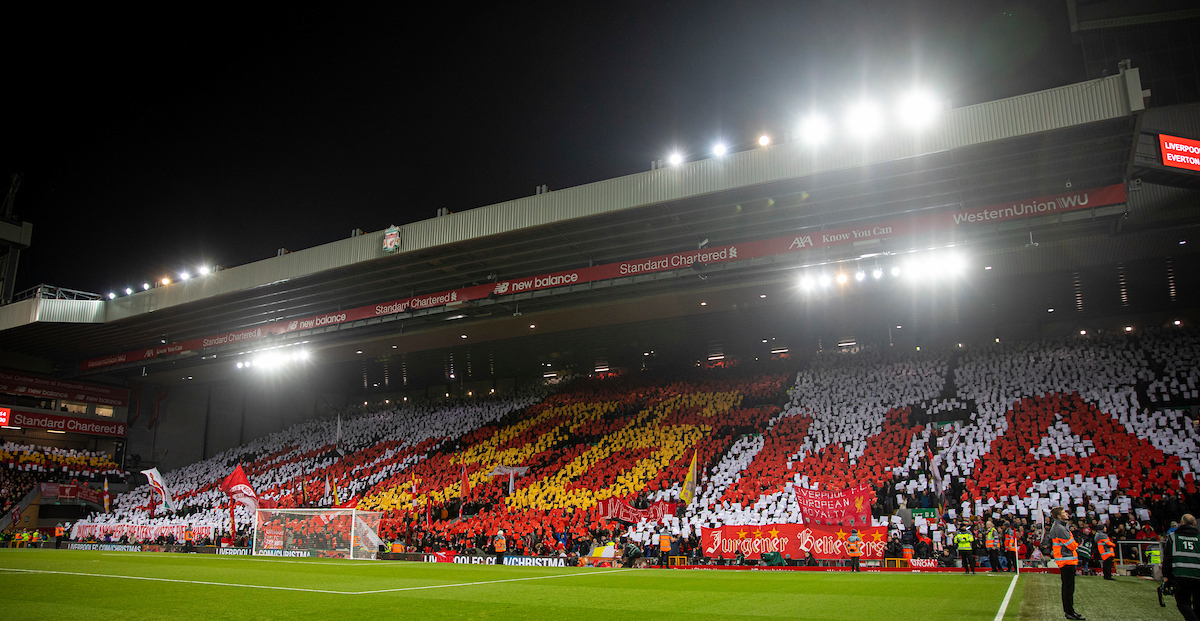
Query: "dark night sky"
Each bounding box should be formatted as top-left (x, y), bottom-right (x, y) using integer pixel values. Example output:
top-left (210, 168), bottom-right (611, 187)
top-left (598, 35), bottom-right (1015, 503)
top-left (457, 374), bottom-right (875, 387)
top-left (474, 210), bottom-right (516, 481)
top-left (3, 1), bottom-right (1084, 297)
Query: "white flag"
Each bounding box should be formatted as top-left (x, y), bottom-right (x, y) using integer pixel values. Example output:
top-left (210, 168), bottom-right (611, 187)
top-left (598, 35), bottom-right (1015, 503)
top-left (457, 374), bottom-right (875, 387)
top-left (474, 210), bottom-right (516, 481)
top-left (335, 415), bottom-right (345, 456)
top-left (141, 468), bottom-right (177, 511)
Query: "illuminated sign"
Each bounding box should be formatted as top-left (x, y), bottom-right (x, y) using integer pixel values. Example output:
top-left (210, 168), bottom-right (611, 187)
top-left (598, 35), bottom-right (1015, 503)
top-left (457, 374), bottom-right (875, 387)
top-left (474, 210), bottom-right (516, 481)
top-left (1160, 134), bottom-right (1200, 172)
top-left (0, 406), bottom-right (9, 426)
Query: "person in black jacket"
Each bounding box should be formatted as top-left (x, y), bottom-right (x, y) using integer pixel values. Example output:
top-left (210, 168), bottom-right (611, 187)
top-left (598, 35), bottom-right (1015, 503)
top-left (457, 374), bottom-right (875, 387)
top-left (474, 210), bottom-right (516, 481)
top-left (1163, 514), bottom-right (1199, 621)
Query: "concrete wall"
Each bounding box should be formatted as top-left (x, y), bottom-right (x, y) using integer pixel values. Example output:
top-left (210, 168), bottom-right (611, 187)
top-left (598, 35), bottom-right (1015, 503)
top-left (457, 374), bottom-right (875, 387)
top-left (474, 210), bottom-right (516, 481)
top-left (129, 377), bottom-right (349, 473)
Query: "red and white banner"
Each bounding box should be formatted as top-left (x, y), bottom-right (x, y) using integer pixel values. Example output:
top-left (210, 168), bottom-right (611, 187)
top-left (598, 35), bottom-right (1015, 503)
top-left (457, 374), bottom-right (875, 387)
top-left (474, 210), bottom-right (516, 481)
top-left (80, 184), bottom-right (1126, 371)
top-left (0, 369), bottom-right (129, 407)
top-left (790, 484), bottom-right (873, 526)
top-left (596, 498), bottom-right (678, 523)
top-left (70, 522), bottom-right (217, 542)
top-left (1160, 134), bottom-right (1200, 172)
top-left (261, 524), bottom-right (284, 549)
top-left (40, 483), bottom-right (105, 505)
top-left (4, 410), bottom-right (127, 437)
top-left (702, 523), bottom-right (887, 560)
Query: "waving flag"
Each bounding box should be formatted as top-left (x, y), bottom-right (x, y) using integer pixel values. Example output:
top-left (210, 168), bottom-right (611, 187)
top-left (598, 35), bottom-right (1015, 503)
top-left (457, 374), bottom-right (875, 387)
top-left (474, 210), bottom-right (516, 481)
top-left (219, 465), bottom-right (273, 511)
top-left (679, 450), bottom-right (698, 505)
top-left (335, 415), bottom-right (345, 457)
top-left (141, 467), bottom-right (177, 512)
top-left (460, 463), bottom-right (471, 502)
top-left (103, 477), bottom-right (111, 513)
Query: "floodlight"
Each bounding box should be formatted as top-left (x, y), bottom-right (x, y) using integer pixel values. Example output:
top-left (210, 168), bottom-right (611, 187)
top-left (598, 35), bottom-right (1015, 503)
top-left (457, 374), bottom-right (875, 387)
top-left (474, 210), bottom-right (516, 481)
top-left (836, 273), bottom-right (848, 284)
top-left (236, 362), bottom-right (244, 369)
top-left (845, 101), bottom-right (882, 139)
top-left (1125, 326), bottom-right (1133, 332)
top-left (799, 115), bottom-right (830, 145)
top-left (758, 135), bottom-right (770, 146)
top-left (855, 271), bottom-right (865, 281)
top-left (161, 277), bottom-right (170, 285)
top-left (1175, 320), bottom-right (1182, 326)
top-left (199, 266), bottom-right (211, 275)
top-left (1080, 330), bottom-right (1087, 335)
top-left (180, 272), bottom-right (191, 281)
top-left (818, 275), bottom-right (832, 288)
top-left (712, 143), bottom-right (728, 156)
top-left (872, 269), bottom-right (883, 279)
top-left (107, 292), bottom-right (116, 299)
top-left (143, 283), bottom-right (150, 290)
top-left (896, 90), bottom-right (941, 129)
top-left (890, 266), bottom-right (901, 277)
top-left (799, 277), bottom-right (814, 291)
top-left (124, 288), bottom-right (133, 295)
top-left (668, 152), bottom-right (683, 166)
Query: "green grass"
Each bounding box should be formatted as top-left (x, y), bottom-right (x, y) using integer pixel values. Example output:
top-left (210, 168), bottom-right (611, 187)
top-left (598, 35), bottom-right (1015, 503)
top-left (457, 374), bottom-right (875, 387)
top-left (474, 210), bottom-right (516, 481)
top-left (1011, 572), bottom-right (1177, 621)
top-left (0, 549), bottom-right (1168, 620)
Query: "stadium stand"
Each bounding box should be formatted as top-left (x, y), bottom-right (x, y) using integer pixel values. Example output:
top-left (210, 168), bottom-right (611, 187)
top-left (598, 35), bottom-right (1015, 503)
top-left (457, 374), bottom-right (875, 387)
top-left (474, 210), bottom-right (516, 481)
top-left (75, 331), bottom-right (1200, 559)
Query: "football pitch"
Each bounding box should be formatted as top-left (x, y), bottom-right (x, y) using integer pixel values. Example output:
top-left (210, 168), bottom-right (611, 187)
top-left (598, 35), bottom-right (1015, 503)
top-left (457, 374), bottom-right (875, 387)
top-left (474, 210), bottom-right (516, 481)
top-left (0, 549), bottom-right (1178, 620)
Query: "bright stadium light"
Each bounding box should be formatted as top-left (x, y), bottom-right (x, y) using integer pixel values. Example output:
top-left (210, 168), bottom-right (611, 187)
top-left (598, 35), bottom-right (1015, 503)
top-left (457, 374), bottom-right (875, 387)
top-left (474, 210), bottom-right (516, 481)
top-left (872, 268), bottom-right (883, 279)
top-left (712, 143), bottom-right (728, 157)
top-left (667, 152), bottom-right (683, 166)
top-left (799, 276), bottom-right (814, 291)
top-left (891, 266), bottom-right (901, 277)
top-left (758, 135), bottom-right (771, 146)
top-left (799, 115), bottom-right (830, 145)
top-left (818, 275), bottom-right (832, 288)
top-left (161, 277), bottom-right (170, 285)
top-left (845, 101), bottom-right (882, 139)
top-left (896, 90), bottom-right (941, 129)
top-left (107, 292), bottom-right (116, 299)
top-left (855, 271), bottom-right (865, 281)
top-left (143, 283), bottom-right (151, 290)
top-left (124, 288), bottom-right (133, 295)
top-left (836, 273), bottom-right (848, 285)
top-left (180, 272), bottom-right (191, 281)
top-left (199, 266), bottom-right (211, 275)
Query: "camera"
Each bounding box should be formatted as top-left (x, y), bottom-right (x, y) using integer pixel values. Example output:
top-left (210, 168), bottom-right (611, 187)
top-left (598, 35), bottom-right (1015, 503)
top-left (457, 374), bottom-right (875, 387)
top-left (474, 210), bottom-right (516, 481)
top-left (1158, 581), bottom-right (1175, 607)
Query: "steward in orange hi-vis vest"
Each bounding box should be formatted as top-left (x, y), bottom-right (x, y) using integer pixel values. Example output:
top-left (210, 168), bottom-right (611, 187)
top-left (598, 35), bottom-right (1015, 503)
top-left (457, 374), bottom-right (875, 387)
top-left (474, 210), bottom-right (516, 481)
top-left (658, 532), bottom-right (673, 568)
top-left (1048, 508), bottom-right (1084, 619)
top-left (847, 530), bottom-right (863, 573)
top-left (1094, 528), bottom-right (1116, 580)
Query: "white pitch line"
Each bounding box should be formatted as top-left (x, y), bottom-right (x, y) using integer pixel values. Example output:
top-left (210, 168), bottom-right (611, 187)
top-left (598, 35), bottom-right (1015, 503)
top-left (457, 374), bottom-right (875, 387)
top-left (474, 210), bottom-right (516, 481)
top-left (99, 553), bottom-right (383, 567)
top-left (0, 566), bottom-right (635, 596)
top-left (353, 568), bottom-right (636, 595)
top-left (993, 573), bottom-right (1019, 621)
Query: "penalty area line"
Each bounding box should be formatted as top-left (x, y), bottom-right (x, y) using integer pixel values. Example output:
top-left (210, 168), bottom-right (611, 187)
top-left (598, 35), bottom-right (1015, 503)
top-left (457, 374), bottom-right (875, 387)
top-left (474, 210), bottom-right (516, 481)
top-left (0, 566), bottom-right (636, 595)
top-left (993, 573), bottom-right (1019, 621)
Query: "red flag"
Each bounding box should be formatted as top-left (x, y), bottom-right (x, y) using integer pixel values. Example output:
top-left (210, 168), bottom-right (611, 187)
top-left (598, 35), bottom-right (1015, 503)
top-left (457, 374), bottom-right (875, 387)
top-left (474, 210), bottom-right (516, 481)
top-left (220, 465), bottom-right (274, 511)
top-left (460, 464), bottom-right (471, 503)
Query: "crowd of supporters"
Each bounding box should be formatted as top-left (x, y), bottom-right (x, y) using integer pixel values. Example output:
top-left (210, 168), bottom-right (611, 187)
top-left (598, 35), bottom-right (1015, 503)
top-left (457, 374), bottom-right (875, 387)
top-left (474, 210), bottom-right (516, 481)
top-left (73, 327), bottom-right (1200, 564)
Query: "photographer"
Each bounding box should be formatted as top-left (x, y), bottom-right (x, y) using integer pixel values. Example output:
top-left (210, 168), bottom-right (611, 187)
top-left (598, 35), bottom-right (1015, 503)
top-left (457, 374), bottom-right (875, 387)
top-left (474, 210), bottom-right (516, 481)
top-left (1163, 514), bottom-right (1199, 621)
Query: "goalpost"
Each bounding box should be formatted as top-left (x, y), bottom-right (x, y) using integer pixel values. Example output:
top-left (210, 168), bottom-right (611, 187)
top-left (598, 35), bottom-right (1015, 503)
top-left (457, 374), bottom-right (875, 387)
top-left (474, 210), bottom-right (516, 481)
top-left (252, 508), bottom-right (385, 560)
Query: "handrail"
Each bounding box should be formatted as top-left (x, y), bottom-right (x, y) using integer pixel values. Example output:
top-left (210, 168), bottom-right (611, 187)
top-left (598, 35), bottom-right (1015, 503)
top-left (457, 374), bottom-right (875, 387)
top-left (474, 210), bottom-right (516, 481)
top-left (10, 284), bottom-right (103, 303)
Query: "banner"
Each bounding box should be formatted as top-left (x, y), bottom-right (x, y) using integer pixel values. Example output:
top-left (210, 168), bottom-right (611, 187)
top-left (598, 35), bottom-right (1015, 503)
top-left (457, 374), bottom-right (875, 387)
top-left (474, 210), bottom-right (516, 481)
top-left (141, 467), bottom-right (177, 511)
top-left (70, 522), bottom-right (217, 541)
top-left (596, 498), bottom-right (678, 523)
top-left (261, 524), bottom-right (284, 550)
top-left (80, 183), bottom-right (1126, 371)
top-left (702, 523), bottom-right (887, 560)
top-left (40, 483), bottom-right (105, 506)
top-left (5, 410), bottom-right (126, 437)
top-left (791, 484), bottom-right (873, 526)
top-left (0, 369), bottom-right (129, 406)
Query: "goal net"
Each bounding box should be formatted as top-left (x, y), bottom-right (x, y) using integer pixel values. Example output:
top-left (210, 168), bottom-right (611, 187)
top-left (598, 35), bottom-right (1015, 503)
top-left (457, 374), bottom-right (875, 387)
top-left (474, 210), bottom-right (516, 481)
top-left (252, 508), bottom-right (384, 559)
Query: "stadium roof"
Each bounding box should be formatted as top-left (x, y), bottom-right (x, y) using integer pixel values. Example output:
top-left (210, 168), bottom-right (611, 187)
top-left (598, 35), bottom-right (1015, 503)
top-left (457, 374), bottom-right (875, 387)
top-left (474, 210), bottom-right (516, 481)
top-left (1, 67), bottom-right (1197, 384)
